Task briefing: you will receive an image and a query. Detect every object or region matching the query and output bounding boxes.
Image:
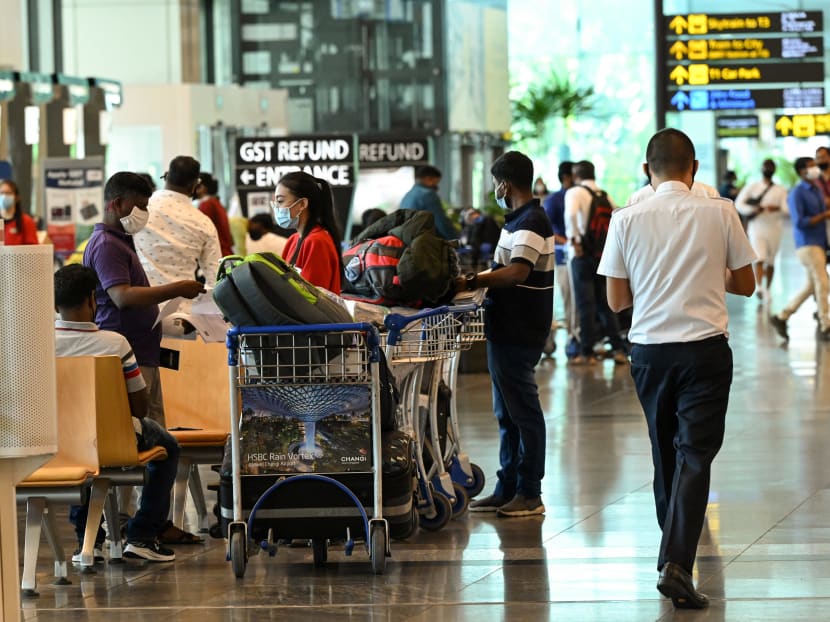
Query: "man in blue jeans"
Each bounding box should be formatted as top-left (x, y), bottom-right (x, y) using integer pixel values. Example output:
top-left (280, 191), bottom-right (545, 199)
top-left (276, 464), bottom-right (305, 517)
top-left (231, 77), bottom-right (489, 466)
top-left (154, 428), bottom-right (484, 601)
top-left (454, 151), bottom-right (554, 517)
top-left (599, 129), bottom-right (755, 608)
top-left (54, 264), bottom-right (183, 562)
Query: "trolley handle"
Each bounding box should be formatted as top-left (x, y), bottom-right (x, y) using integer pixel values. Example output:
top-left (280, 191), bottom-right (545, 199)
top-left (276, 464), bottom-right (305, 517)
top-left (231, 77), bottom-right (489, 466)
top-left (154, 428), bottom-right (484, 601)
top-left (445, 303), bottom-right (480, 314)
top-left (226, 322), bottom-right (381, 365)
top-left (384, 306), bottom-right (453, 345)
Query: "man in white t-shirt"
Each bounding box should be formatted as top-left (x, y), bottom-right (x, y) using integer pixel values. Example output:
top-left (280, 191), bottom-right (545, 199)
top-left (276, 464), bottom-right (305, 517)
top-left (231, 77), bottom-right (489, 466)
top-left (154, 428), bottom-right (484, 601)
top-left (54, 264), bottom-right (202, 564)
top-left (734, 159), bottom-right (789, 301)
top-left (598, 129), bottom-right (756, 609)
top-left (134, 156), bottom-right (222, 314)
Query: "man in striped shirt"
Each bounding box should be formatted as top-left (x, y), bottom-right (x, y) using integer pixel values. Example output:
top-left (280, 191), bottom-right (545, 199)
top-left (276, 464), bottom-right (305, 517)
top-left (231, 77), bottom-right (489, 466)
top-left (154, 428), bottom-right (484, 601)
top-left (54, 264), bottom-right (186, 563)
top-left (455, 151), bottom-right (555, 517)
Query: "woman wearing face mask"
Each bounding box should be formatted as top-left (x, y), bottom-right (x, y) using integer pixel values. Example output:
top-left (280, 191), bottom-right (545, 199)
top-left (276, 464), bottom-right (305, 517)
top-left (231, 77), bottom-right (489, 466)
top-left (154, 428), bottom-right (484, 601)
top-left (1, 179), bottom-right (39, 245)
top-left (273, 171), bottom-right (343, 294)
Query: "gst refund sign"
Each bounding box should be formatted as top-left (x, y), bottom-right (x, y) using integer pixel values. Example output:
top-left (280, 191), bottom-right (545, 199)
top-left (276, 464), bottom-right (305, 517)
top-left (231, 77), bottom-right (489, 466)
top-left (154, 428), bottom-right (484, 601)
top-left (774, 113), bottom-right (830, 138)
top-left (236, 137), bottom-right (354, 188)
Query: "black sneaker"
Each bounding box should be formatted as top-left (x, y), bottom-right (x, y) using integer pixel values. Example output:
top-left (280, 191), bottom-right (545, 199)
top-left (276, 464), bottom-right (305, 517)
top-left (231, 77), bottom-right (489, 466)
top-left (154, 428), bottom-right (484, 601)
top-left (469, 493), bottom-right (508, 513)
top-left (124, 539), bottom-right (175, 562)
top-left (496, 494), bottom-right (545, 517)
top-left (769, 315), bottom-right (788, 341)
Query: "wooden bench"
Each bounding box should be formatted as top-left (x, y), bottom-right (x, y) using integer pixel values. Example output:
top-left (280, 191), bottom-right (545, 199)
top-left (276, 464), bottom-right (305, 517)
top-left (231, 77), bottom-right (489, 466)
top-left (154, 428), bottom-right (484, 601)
top-left (160, 337), bottom-right (230, 532)
top-left (16, 356), bottom-right (100, 596)
top-left (19, 356), bottom-right (169, 576)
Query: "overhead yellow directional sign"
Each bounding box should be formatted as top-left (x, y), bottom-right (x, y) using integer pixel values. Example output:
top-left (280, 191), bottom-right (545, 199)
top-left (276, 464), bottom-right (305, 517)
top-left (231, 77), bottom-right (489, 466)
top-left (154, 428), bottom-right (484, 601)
top-left (668, 62), bottom-right (823, 86)
top-left (666, 37), bottom-right (823, 61)
top-left (774, 113), bottom-right (830, 138)
top-left (665, 11), bottom-right (823, 35)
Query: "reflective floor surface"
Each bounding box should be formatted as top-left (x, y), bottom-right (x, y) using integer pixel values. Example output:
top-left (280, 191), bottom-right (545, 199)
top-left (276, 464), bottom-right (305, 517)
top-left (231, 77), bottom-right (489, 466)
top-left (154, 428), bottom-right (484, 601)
top-left (18, 225), bottom-right (830, 621)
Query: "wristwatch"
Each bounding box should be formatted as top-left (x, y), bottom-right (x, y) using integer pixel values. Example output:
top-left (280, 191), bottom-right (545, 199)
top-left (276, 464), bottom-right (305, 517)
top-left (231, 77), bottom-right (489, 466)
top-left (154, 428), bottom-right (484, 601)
top-left (464, 273), bottom-right (478, 291)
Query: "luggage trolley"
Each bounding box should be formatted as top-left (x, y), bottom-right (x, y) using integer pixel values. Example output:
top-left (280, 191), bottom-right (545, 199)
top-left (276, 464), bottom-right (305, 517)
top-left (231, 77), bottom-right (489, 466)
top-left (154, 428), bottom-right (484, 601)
top-left (224, 322), bottom-right (389, 576)
top-left (436, 304), bottom-right (487, 499)
top-left (383, 306), bottom-right (466, 530)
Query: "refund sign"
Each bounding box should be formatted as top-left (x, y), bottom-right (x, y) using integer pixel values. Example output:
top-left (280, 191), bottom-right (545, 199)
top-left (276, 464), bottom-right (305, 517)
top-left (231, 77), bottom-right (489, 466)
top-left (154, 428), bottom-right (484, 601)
top-left (236, 137), bottom-right (354, 188)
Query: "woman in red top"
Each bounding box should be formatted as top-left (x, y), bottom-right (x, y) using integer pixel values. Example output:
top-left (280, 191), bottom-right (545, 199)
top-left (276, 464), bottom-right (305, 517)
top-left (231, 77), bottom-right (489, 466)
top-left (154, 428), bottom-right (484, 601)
top-left (195, 172), bottom-right (234, 256)
top-left (274, 172), bottom-right (343, 294)
top-left (1, 179), bottom-right (38, 245)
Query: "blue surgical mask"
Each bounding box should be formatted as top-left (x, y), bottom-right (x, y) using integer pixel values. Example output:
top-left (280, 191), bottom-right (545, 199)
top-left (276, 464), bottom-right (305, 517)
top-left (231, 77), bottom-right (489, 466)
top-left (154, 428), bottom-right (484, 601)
top-left (0, 194), bottom-right (14, 219)
top-left (273, 198), bottom-right (301, 229)
top-left (495, 183), bottom-right (510, 211)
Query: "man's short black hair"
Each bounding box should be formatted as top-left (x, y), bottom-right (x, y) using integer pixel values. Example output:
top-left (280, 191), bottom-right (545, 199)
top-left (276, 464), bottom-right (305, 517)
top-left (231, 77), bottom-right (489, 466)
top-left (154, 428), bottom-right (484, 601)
top-left (645, 128), bottom-right (696, 177)
top-left (200, 172), bottom-right (219, 195)
top-left (54, 264), bottom-right (98, 309)
top-left (104, 172), bottom-right (154, 202)
top-left (415, 165), bottom-right (442, 180)
top-left (165, 155), bottom-right (201, 187)
top-left (572, 160), bottom-right (596, 181)
top-left (794, 156), bottom-right (814, 174)
top-left (557, 161), bottom-right (573, 183)
top-left (490, 151), bottom-right (533, 189)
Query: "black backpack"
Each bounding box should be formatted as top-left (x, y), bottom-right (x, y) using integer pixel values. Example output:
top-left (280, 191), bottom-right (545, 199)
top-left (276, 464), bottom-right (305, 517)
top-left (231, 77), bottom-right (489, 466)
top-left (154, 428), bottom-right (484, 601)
top-left (580, 186), bottom-right (613, 258)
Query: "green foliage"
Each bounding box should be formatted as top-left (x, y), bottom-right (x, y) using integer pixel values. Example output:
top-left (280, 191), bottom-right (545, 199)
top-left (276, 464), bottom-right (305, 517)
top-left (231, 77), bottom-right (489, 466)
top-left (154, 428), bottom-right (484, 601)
top-left (511, 72), bottom-right (595, 144)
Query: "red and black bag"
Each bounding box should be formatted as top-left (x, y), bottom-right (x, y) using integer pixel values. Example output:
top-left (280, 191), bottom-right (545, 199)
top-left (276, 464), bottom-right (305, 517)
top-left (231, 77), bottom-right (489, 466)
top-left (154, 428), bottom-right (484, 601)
top-left (580, 186), bottom-right (613, 258)
top-left (341, 235), bottom-right (407, 304)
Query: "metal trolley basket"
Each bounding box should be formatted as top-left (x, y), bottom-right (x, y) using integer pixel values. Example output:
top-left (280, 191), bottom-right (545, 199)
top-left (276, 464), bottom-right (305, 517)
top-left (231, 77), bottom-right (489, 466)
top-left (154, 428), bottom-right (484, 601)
top-left (382, 304), bottom-right (484, 530)
top-left (224, 322), bottom-right (388, 576)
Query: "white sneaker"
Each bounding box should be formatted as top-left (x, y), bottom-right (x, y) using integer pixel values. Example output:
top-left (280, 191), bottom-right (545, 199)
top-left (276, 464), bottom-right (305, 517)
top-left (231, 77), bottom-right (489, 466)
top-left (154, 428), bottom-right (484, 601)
top-left (72, 547), bottom-right (104, 563)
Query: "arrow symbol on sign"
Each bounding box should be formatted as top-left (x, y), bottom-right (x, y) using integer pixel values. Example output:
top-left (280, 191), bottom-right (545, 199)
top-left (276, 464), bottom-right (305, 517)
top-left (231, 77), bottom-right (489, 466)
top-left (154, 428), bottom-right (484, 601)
top-left (240, 170), bottom-right (254, 185)
top-left (775, 116), bottom-right (793, 136)
top-left (669, 65), bottom-right (689, 85)
top-left (669, 15), bottom-right (688, 35)
top-left (671, 91), bottom-right (690, 111)
top-left (669, 41), bottom-right (688, 60)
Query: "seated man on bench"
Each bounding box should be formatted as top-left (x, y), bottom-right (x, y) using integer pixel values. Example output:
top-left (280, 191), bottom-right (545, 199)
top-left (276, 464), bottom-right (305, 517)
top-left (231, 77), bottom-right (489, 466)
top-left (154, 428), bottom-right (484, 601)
top-left (54, 264), bottom-right (201, 562)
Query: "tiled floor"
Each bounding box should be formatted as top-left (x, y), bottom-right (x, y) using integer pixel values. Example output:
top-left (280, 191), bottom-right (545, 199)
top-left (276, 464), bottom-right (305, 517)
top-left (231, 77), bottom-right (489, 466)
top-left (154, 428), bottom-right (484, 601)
top-left (18, 224), bottom-right (830, 621)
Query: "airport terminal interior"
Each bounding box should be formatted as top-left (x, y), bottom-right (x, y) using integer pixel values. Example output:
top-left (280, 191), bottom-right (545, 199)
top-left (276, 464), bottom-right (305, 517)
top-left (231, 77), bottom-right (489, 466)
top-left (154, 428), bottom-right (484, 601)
top-left (3, 0), bottom-right (830, 620)
top-left (15, 238), bottom-right (830, 621)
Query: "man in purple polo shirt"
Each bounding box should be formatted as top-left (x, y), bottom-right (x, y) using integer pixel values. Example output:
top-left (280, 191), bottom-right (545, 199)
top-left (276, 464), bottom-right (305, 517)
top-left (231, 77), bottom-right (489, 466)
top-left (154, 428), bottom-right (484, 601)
top-left (83, 172), bottom-right (204, 425)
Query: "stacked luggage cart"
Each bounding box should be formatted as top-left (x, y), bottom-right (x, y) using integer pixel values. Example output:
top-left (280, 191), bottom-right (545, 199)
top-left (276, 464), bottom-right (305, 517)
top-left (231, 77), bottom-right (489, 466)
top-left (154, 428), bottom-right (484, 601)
top-left (222, 322), bottom-right (391, 575)
top-left (382, 303), bottom-right (487, 531)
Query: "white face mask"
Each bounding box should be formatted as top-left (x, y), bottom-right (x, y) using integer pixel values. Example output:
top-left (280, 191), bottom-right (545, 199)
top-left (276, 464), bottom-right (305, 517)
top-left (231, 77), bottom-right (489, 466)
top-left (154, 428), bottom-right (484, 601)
top-left (0, 195), bottom-right (14, 219)
top-left (120, 206), bottom-right (150, 234)
top-left (495, 182), bottom-right (510, 211)
top-left (806, 166), bottom-right (822, 180)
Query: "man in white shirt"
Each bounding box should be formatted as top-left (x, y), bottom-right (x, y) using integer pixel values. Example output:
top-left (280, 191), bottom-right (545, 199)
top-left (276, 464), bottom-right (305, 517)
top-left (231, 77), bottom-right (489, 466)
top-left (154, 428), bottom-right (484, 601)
top-left (564, 160), bottom-right (627, 364)
top-left (625, 179), bottom-right (719, 205)
top-left (598, 129), bottom-right (756, 609)
top-left (734, 159), bottom-right (789, 301)
top-left (134, 156), bottom-right (222, 314)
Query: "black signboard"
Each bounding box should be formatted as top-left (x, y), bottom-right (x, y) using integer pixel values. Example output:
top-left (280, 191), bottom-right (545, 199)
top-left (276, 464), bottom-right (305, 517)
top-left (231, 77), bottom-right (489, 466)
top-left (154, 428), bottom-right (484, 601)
top-left (666, 36), bottom-right (823, 62)
top-left (357, 136), bottom-right (430, 169)
top-left (666, 87), bottom-right (825, 112)
top-left (716, 115), bottom-right (759, 138)
top-left (668, 61), bottom-right (824, 87)
top-left (774, 113), bottom-right (830, 138)
top-left (234, 135), bottom-right (356, 229)
top-left (665, 11), bottom-right (823, 36)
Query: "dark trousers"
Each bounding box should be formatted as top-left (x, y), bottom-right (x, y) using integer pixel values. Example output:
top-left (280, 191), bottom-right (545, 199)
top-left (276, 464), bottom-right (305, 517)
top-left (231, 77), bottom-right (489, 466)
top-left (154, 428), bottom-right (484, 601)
top-left (630, 336), bottom-right (732, 573)
top-left (70, 418), bottom-right (180, 544)
top-left (487, 340), bottom-right (546, 498)
top-left (570, 255), bottom-right (625, 356)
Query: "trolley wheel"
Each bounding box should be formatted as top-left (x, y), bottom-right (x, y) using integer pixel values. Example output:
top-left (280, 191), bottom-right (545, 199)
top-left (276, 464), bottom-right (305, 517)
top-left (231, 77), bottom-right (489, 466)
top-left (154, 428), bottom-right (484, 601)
top-left (419, 492), bottom-right (452, 531)
top-left (230, 530), bottom-right (247, 578)
top-left (467, 463), bottom-right (486, 498)
top-left (370, 523), bottom-right (387, 575)
top-left (312, 539), bottom-right (328, 568)
top-left (451, 481), bottom-right (470, 518)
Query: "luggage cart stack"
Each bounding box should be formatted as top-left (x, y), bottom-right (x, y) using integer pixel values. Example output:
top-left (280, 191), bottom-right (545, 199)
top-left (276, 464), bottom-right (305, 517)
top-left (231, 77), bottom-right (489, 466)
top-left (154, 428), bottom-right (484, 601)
top-left (382, 306), bottom-right (470, 531)
top-left (438, 304), bottom-right (487, 500)
top-left (224, 322), bottom-right (389, 576)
